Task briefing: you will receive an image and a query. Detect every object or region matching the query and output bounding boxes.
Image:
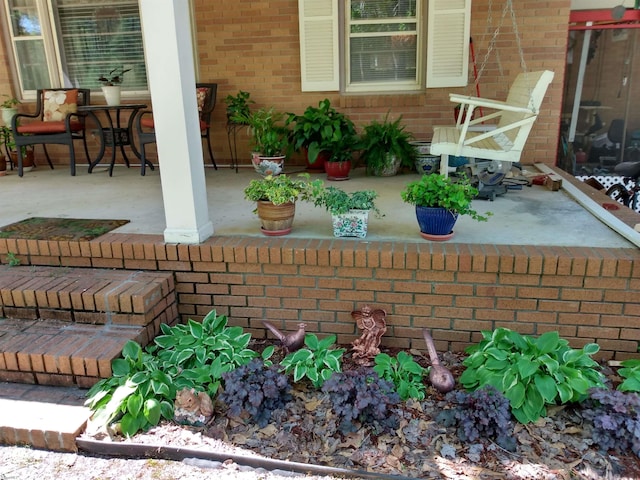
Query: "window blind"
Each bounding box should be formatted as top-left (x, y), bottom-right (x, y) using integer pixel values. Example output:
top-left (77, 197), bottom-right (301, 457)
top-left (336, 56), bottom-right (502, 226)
top-left (348, 0), bottom-right (419, 87)
top-left (54, 0), bottom-right (147, 91)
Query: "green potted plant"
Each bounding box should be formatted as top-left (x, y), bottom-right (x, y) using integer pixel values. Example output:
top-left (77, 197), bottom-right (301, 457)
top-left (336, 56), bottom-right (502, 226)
top-left (0, 126), bottom-right (9, 175)
top-left (98, 67), bottom-right (131, 106)
top-left (1, 124), bottom-right (33, 172)
top-left (233, 106), bottom-right (290, 176)
top-left (224, 90), bottom-right (254, 125)
top-left (323, 118), bottom-right (359, 181)
top-left (286, 98), bottom-right (354, 171)
top-left (358, 113), bottom-right (417, 177)
top-left (400, 173), bottom-right (491, 241)
top-left (1, 95), bottom-right (20, 126)
top-left (243, 173), bottom-right (324, 235)
top-left (313, 186), bottom-right (382, 238)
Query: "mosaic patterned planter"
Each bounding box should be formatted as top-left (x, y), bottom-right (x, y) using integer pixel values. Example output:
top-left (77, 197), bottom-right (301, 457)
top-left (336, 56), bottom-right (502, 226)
top-left (331, 209), bottom-right (369, 238)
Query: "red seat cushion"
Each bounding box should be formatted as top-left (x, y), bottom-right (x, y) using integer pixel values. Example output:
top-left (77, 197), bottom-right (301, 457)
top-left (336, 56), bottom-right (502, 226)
top-left (17, 120), bottom-right (83, 134)
top-left (140, 116), bottom-right (155, 129)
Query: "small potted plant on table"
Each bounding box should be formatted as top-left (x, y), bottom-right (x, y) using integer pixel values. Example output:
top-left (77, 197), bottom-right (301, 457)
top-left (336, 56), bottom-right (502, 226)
top-left (244, 173), bottom-right (324, 236)
top-left (98, 67), bottom-right (131, 106)
top-left (313, 186), bottom-right (382, 238)
top-left (400, 173), bottom-right (491, 241)
top-left (358, 113), bottom-right (416, 177)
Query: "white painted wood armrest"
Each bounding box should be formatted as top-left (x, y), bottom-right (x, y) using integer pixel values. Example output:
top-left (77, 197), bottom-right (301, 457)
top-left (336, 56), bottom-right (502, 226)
top-left (449, 94), bottom-right (534, 114)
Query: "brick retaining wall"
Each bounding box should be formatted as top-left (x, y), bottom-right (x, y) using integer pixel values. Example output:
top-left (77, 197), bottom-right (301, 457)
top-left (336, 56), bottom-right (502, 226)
top-left (1, 236), bottom-right (638, 361)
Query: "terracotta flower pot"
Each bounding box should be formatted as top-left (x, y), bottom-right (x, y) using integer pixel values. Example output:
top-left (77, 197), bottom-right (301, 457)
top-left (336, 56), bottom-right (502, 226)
top-left (256, 201), bottom-right (295, 236)
top-left (303, 148), bottom-right (328, 172)
top-left (325, 160), bottom-right (351, 181)
top-left (11, 149), bottom-right (34, 172)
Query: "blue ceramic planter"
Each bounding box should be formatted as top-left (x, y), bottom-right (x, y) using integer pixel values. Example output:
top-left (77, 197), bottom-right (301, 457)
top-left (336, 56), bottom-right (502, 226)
top-left (415, 206), bottom-right (458, 235)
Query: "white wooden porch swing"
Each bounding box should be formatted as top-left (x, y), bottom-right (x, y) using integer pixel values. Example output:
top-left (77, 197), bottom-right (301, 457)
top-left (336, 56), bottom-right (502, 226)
top-left (430, 0), bottom-right (554, 177)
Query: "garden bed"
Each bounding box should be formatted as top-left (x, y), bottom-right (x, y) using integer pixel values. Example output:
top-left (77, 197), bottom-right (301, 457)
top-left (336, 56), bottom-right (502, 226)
top-left (84, 338), bottom-right (640, 480)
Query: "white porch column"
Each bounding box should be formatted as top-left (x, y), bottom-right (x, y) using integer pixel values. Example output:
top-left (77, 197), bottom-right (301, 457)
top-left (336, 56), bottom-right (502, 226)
top-left (139, 0), bottom-right (213, 244)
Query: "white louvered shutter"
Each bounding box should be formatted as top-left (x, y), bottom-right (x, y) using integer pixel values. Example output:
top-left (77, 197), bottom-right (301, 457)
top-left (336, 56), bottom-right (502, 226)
top-left (298, 0), bottom-right (339, 92)
top-left (426, 0), bottom-right (471, 88)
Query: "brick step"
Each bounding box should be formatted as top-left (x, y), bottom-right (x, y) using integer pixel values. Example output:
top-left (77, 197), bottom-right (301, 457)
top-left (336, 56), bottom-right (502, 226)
top-left (0, 382), bottom-right (89, 452)
top-left (0, 318), bottom-right (146, 387)
top-left (0, 266), bottom-right (178, 387)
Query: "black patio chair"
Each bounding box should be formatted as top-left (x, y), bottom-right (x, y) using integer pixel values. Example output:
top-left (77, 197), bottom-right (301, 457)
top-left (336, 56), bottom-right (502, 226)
top-left (11, 88), bottom-right (91, 177)
top-left (135, 83), bottom-right (218, 175)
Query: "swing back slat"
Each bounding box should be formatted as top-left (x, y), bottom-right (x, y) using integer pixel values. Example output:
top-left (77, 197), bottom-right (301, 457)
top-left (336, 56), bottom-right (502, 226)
top-left (430, 70), bottom-right (554, 176)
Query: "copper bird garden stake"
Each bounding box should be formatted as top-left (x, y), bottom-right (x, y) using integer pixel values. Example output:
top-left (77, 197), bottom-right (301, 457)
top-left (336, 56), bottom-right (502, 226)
top-left (262, 320), bottom-right (307, 352)
top-left (422, 329), bottom-right (455, 393)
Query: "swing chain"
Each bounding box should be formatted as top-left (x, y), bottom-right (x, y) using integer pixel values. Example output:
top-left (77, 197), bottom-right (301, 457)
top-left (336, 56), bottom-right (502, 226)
top-left (474, 0), bottom-right (531, 106)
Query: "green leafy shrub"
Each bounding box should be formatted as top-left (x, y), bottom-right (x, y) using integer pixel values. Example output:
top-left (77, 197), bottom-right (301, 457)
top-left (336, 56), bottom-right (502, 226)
top-left (373, 351), bottom-right (428, 401)
top-left (618, 359), bottom-right (640, 393)
top-left (279, 333), bottom-right (345, 388)
top-left (219, 357), bottom-right (291, 428)
top-left (582, 388), bottom-right (640, 456)
top-left (85, 310), bottom-right (258, 437)
top-left (321, 367), bottom-right (400, 434)
top-left (460, 328), bottom-right (605, 423)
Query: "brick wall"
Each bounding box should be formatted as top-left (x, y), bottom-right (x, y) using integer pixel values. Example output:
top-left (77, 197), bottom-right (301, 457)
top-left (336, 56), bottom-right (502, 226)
top-left (195, 0), bottom-right (570, 167)
top-left (1, 235), bottom-right (639, 361)
top-left (0, 0), bottom-right (571, 169)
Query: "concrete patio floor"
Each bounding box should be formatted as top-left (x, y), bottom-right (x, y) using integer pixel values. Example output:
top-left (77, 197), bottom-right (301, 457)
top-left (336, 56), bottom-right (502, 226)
top-left (0, 161), bottom-right (637, 248)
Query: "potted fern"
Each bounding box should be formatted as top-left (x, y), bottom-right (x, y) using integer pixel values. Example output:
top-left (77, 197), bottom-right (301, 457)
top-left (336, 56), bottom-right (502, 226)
top-left (400, 174), bottom-right (491, 241)
top-left (358, 113), bottom-right (416, 176)
top-left (313, 186), bottom-right (382, 238)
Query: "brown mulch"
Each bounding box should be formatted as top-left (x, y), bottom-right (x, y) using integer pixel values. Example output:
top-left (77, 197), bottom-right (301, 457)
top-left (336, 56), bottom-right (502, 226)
top-left (82, 342), bottom-right (640, 480)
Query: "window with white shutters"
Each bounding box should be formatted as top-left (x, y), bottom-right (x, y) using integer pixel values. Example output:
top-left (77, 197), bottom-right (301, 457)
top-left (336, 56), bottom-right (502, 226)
top-left (298, 0), bottom-right (471, 93)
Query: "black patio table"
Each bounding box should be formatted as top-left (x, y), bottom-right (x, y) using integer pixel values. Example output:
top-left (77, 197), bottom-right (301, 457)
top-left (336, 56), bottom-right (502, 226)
top-left (78, 103), bottom-right (153, 177)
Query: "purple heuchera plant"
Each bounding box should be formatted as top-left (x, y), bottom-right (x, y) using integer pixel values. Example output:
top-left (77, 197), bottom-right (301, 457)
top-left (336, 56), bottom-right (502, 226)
top-left (582, 388), bottom-right (640, 456)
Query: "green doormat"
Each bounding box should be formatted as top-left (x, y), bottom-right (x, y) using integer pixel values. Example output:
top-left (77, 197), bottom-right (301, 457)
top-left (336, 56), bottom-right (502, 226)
top-left (0, 217), bottom-right (130, 241)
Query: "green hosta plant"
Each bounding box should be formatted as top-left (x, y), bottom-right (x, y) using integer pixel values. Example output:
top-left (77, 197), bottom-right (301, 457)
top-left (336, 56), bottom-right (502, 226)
top-left (279, 333), bottom-right (345, 388)
top-left (150, 309), bottom-right (258, 397)
top-left (373, 351), bottom-right (428, 401)
top-left (618, 359), bottom-right (640, 392)
top-left (460, 328), bottom-right (605, 423)
top-left (85, 340), bottom-right (174, 437)
top-left (85, 309), bottom-right (258, 437)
